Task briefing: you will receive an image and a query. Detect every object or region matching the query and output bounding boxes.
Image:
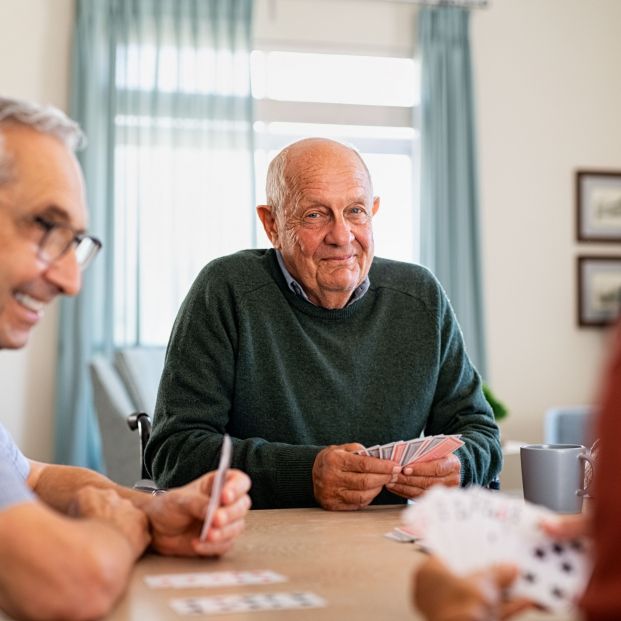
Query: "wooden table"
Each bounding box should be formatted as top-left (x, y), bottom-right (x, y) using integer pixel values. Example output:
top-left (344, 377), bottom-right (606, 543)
top-left (105, 506), bottom-right (579, 621)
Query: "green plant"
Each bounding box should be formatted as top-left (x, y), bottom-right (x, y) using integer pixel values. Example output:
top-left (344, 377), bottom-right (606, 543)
top-left (482, 383), bottom-right (508, 421)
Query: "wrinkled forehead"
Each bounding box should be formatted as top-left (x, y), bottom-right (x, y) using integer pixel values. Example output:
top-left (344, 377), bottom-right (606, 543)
top-left (286, 142), bottom-right (373, 198)
top-left (0, 123), bottom-right (87, 229)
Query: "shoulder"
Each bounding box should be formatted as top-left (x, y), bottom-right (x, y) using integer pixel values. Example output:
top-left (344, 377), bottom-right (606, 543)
top-left (192, 249), bottom-right (277, 295)
top-left (369, 257), bottom-right (445, 304)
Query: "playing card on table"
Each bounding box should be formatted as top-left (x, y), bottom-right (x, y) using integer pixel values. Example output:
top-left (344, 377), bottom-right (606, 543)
top-left (145, 570), bottom-right (287, 590)
top-left (200, 434), bottom-right (232, 542)
top-left (402, 486), bottom-right (591, 613)
top-left (170, 592), bottom-right (326, 615)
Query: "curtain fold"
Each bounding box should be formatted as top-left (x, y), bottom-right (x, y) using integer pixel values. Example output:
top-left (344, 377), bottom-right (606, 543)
top-left (55, 0), bottom-right (254, 468)
top-left (418, 7), bottom-right (487, 379)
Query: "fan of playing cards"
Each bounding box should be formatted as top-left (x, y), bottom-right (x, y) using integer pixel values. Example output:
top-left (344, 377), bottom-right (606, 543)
top-left (356, 434), bottom-right (464, 468)
top-left (403, 486), bottom-right (592, 613)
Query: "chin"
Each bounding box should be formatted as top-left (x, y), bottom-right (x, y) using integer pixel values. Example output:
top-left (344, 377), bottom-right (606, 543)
top-left (0, 328), bottom-right (31, 350)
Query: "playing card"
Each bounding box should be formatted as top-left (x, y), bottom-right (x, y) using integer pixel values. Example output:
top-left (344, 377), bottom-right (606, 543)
top-left (145, 570), bottom-right (287, 590)
top-left (511, 532), bottom-right (590, 612)
top-left (413, 436), bottom-right (464, 464)
top-left (354, 434), bottom-right (463, 470)
top-left (402, 486), bottom-right (592, 612)
top-left (200, 434), bottom-right (232, 542)
top-left (170, 592), bottom-right (326, 615)
top-left (384, 525), bottom-right (419, 543)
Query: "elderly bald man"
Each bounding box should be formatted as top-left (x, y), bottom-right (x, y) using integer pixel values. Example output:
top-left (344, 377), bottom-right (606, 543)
top-left (147, 138), bottom-right (501, 511)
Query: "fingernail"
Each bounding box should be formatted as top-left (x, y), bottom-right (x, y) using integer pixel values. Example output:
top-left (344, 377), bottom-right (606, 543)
top-left (392, 466), bottom-right (401, 475)
top-left (403, 467), bottom-right (413, 475)
top-left (390, 473), bottom-right (398, 484)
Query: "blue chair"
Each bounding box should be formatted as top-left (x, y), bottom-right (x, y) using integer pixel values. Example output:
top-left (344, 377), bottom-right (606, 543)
top-left (544, 406), bottom-right (593, 447)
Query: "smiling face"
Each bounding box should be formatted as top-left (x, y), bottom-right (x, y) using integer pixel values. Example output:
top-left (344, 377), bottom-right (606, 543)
top-left (258, 139), bottom-right (380, 309)
top-left (0, 123), bottom-right (87, 349)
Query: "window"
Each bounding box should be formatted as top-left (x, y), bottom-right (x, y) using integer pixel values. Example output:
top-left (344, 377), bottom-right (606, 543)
top-left (113, 45), bottom-right (419, 346)
top-left (251, 50), bottom-right (421, 263)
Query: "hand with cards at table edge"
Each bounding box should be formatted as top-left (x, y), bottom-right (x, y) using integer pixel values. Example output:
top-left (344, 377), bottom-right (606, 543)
top-left (414, 556), bottom-right (533, 621)
top-left (64, 467), bottom-right (252, 558)
top-left (312, 443), bottom-right (460, 510)
top-left (139, 468), bottom-right (251, 557)
top-left (412, 513), bottom-right (591, 621)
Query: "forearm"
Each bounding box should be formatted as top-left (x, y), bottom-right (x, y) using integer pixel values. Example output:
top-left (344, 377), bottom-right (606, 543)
top-left (28, 460), bottom-right (157, 512)
top-left (0, 502), bottom-right (137, 621)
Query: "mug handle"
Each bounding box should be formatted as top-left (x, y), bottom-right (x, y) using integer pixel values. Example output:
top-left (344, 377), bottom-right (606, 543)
top-left (577, 453), bottom-right (595, 498)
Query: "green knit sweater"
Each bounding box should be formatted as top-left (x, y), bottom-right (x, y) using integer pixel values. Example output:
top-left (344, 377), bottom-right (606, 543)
top-left (146, 249), bottom-right (502, 508)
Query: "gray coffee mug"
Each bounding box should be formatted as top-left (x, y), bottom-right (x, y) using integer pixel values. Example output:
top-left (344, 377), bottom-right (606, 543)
top-left (520, 444), bottom-right (593, 513)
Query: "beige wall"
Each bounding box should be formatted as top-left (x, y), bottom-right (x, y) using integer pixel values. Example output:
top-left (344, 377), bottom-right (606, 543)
top-left (0, 0), bottom-right (74, 459)
top-left (472, 0), bottom-right (621, 447)
top-left (1, 0), bottom-right (619, 465)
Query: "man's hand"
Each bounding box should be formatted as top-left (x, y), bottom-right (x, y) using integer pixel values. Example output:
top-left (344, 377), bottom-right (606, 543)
top-left (386, 454), bottom-right (461, 500)
top-left (145, 469), bottom-right (251, 557)
top-left (414, 556), bottom-right (532, 621)
top-left (312, 443), bottom-right (400, 511)
top-left (69, 486), bottom-right (151, 559)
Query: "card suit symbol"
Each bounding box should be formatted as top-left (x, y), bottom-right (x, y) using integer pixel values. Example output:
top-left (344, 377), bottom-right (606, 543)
top-left (561, 561), bottom-right (574, 573)
top-left (570, 539), bottom-right (584, 552)
top-left (523, 571), bottom-right (537, 583)
top-left (534, 547), bottom-right (546, 559)
top-left (551, 586), bottom-right (566, 600)
top-left (552, 542), bottom-right (564, 554)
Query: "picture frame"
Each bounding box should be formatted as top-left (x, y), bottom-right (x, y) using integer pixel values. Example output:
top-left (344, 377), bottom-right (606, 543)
top-left (576, 170), bottom-right (621, 242)
top-left (577, 256), bottom-right (621, 327)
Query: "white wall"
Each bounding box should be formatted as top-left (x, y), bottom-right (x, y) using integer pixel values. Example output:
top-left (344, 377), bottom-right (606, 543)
top-left (1, 0), bottom-right (619, 465)
top-left (0, 0), bottom-right (74, 460)
top-left (472, 0), bottom-right (621, 446)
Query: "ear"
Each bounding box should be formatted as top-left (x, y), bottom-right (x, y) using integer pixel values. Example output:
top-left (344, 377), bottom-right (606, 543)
top-left (372, 196), bottom-right (380, 217)
top-left (256, 205), bottom-right (281, 248)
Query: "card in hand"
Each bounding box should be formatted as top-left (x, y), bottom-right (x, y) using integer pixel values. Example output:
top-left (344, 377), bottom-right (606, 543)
top-left (355, 434), bottom-right (464, 470)
top-left (199, 434), bottom-right (232, 542)
top-left (402, 486), bottom-right (591, 613)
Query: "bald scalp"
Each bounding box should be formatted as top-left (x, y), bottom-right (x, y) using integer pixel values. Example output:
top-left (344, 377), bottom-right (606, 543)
top-left (265, 138), bottom-right (373, 217)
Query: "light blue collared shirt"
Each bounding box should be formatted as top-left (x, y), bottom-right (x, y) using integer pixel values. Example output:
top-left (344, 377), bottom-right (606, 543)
top-left (275, 250), bottom-right (370, 307)
top-left (0, 423), bottom-right (34, 509)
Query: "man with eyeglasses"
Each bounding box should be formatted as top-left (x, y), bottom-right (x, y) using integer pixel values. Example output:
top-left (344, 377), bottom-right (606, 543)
top-left (0, 97), bottom-right (251, 621)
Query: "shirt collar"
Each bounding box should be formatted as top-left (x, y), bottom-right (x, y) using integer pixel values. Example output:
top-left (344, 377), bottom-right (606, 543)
top-left (275, 250), bottom-right (370, 307)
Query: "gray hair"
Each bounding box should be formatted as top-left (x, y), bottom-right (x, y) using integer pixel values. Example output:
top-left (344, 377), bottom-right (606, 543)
top-left (265, 138), bottom-right (373, 215)
top-left (0, 96), bottom-right (85, 184)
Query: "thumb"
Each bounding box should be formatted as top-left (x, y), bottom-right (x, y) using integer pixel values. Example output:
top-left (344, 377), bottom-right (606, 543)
top-left (491, 564), bottom-right (519, 589)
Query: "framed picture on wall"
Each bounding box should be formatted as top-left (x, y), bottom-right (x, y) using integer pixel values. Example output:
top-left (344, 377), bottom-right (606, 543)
top-left (577, 256), bottom-right (621, 327)
top-left (576, 170), bottom-right (621, 242)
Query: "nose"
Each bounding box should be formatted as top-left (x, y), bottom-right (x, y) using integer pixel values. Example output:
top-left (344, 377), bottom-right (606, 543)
top-left (44, 250), bottom-right (82, 296)
top-left (325, 214), bottom-right (354, 246)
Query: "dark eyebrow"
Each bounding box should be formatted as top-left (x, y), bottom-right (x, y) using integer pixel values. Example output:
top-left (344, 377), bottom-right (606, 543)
top-left (38, 205), bottom-right (86, 234)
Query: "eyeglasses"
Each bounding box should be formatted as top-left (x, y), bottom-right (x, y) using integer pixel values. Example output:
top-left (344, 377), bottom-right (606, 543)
top-left (33, 215), bottom-right (102, 270)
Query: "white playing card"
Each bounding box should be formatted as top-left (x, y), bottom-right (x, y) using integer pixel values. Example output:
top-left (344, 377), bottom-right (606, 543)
top-left (511, 531), bottom-right (590, 612)
top-left (200, 434), bottom-right (232, 542)
top-left (145, 570), bottom-right (287, 590)
top-left (170, 592), bottom-right (326, 615)
top-left (403, 487), bottom-right (592, 612)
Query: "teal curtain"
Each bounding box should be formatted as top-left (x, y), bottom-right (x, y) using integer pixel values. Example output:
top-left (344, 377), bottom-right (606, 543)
top-left (55, 0), bottom-right (254, 468)
top-left (418, 7), bottom-right (487, 378)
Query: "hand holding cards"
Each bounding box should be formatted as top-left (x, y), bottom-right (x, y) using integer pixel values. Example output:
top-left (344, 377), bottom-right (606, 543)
top-left (200, 434), bottom-right (232, 542)
top-left (355, 434), bottom-right (464, 470)
top-left (404, 486), bottom-right (591, 613)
